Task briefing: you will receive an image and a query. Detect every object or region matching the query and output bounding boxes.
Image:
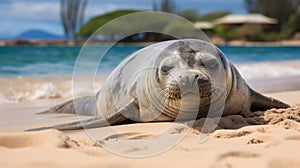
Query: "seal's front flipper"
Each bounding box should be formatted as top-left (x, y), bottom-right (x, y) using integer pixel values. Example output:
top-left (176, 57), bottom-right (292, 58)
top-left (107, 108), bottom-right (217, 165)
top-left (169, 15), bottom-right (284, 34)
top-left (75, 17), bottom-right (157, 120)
top-left (25, 115), bottom-right (121, 131)
top-left (26, 98), bottom-right (140, 131)
top-left (249, 88), bottom-right (290, 112)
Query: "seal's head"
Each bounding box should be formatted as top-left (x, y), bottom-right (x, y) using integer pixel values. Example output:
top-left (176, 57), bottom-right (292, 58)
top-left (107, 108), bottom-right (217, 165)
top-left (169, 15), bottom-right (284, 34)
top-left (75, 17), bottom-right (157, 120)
top-left (156, 39), bottom-right (230, 119)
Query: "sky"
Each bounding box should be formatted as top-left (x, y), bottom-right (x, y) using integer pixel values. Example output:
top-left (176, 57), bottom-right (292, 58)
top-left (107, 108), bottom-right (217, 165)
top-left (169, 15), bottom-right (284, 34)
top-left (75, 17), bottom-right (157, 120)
top-left (0, 0), bottom-right (247, 39)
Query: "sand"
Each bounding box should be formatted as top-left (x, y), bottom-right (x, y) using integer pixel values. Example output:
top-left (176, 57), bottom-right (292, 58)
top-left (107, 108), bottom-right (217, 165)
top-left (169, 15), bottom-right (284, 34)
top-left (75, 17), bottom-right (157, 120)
top-left (0, 90), bottom-right (300, 168)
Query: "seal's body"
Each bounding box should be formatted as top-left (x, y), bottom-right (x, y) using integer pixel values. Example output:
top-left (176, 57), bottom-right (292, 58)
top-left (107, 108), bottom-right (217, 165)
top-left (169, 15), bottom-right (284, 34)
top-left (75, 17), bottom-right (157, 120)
top-left (27, 39), bottom-right (289, 131)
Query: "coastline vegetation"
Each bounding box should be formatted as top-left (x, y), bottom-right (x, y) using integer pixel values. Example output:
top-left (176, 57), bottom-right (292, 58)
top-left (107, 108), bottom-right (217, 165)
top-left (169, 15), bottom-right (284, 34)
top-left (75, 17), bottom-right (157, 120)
top-left (1, 0), bottom-right (300, 46)
top-left (215, 0), bottom-right (300, 42)
top-left (76, 9), bottom-right (141, 38)
top-left (75, 0), bottom-right (300, 43)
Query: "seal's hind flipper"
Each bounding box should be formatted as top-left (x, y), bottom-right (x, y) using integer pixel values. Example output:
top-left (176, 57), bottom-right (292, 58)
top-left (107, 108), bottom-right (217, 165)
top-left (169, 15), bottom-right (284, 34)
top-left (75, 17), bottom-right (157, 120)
top-left (26, 98), bottom-right (140, 131)
top-left (38, 96), bottom-right (98, 116)
top-left (249, 88), bottom-right (290, 112)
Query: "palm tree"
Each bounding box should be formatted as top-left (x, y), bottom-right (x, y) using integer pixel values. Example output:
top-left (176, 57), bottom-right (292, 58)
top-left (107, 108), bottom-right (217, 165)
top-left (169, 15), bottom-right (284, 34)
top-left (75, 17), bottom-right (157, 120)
top-left (60, 0), bottom-right (88, 39)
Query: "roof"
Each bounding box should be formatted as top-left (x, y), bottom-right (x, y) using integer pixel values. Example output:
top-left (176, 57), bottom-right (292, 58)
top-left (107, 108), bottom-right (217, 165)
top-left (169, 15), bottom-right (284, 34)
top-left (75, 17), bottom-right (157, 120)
top-left (194, 21), bottom-right (215, 29)
top-left (215, 13), bottom-right (278, 25)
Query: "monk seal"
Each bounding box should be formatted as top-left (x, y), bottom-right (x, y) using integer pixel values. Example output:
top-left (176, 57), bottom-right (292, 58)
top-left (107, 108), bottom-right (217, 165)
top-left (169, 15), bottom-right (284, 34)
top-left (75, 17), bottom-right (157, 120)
top-left (27, 39), bottom-right (289, 131)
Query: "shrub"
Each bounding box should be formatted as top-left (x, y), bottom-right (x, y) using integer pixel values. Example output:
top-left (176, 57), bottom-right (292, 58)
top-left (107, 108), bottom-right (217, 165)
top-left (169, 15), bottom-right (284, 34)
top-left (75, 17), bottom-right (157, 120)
top-left (281, 12), bottom-right (300, 38)
top-left (214, 24), bottom-right (287, 41)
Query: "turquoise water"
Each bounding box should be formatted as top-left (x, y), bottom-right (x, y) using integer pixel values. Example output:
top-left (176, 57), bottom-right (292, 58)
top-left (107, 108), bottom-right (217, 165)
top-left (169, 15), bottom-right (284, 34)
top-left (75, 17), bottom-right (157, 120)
top-left (0, 45), bottom-right (300, 77)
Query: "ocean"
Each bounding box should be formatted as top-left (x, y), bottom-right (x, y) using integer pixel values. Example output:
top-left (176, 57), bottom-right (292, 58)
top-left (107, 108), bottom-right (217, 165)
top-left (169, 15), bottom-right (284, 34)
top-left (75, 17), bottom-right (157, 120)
top-left (1, 45), bottom-right (300, 77)
top-left (0, 44), bottom-right (300, 103)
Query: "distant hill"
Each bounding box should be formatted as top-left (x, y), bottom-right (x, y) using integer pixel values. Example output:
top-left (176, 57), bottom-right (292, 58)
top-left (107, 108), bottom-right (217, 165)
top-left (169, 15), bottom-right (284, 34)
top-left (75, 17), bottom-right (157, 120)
top-left (76, 9), bottom-right (141, 37)
top-left (16, 30), bottom-right (64, 40)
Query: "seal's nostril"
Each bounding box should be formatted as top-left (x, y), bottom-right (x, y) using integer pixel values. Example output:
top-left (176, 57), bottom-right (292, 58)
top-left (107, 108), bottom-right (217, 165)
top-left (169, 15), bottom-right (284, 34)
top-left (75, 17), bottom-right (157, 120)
top-left (197, 77), bottom-right (210, 85)
top-left (195, 74), bottom-right (199, 79)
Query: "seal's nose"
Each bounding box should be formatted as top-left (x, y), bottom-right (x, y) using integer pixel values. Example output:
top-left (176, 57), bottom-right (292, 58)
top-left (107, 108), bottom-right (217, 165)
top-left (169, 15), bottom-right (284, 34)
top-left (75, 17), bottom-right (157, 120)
top-left (195, 74), bottom-right (210, 86)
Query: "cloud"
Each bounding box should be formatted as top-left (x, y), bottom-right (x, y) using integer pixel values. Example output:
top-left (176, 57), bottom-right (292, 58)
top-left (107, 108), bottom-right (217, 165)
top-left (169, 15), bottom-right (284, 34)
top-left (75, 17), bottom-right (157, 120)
top-left (0, 0), bottom-right (151, 24)
top-left (0, 0), bottom-right (62, 37)
top-left (0, 19), bottom-right (63, 38)
top-left (0, 1), bottom-right (60, 23)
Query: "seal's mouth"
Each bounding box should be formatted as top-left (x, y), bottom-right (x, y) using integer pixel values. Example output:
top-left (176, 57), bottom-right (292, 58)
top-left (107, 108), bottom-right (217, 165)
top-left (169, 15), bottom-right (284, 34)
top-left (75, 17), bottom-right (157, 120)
top-left (165, 83), bottom-right (212, 100)
top-left (161, 77), bottom-right (226, 119)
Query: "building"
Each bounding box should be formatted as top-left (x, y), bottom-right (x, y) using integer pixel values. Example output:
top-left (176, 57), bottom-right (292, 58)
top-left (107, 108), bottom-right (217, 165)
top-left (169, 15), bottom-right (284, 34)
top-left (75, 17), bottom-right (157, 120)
top-left (214, 13), bottom-right (278, 32)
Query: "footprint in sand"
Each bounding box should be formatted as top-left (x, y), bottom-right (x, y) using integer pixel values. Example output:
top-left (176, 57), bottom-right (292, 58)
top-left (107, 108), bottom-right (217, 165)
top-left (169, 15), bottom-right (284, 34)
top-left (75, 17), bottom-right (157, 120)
top-left (0, 130), bottom-right (80, 149)
top-left (97, 126), bottom-right (189, 155)
top-left (101, 125), bottom-right (187, 143)
top-left (212, 126), bottom-right (277, 146)
top-left (213, 129), bottom-right (253, 139)
top-left (97, 132), bottom-right (154, 155)
top-left (217, 151), bottom-right (259, 161)
top-left (98, 132), bottom-right (154, 146)
top-left (102, 132), bottom-right (153, 141)
top-left (213, 151), bottom-right (260, 168)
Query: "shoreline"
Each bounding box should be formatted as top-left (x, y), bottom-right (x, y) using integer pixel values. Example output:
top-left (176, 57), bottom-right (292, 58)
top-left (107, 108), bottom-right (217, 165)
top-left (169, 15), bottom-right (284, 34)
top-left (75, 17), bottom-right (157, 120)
top-left (216, 39), bottom-right (300, 47)
top-left (0, 75), bottom-right (300, 107)
top-left (1, 39), bottom-right (300, 47)
top-left (1, 58), bottom-right (300, 104)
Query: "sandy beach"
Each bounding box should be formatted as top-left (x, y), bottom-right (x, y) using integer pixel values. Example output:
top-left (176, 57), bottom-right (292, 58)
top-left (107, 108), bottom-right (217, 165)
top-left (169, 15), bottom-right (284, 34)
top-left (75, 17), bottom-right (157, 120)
top-left (2, 0), bottom-right (300, 166)
top-left (0, 85), bottom-right (300, 168)
top-left (0, 44), bottom-right (300, 168)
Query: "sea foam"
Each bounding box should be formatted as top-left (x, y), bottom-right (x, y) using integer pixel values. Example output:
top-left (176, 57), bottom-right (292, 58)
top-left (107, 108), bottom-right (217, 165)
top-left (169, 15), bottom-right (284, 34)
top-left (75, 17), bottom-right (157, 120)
top-left (0, 93), bottom-right (17, 104)
top-left (11, 82), bottom-right (68, 101)
top-left (0, 60), bottom-right (299, 104)
top-left (237, 64), bottom-right (300, 80)
top-left (0, 77), bottom-right (104, 104)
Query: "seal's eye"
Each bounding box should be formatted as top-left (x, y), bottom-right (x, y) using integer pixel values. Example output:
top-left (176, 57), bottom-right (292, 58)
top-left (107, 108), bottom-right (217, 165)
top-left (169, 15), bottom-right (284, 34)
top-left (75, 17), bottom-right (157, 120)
top-left (161, 65), bottom-right (173, 75)
top-left (205, 59), bottom-right (219, 69)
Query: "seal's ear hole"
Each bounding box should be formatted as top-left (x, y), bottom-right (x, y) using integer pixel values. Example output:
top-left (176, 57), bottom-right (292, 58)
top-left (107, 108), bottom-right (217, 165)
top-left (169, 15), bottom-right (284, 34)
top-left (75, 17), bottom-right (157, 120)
top-left (161, 65), bottom-right (173, 75)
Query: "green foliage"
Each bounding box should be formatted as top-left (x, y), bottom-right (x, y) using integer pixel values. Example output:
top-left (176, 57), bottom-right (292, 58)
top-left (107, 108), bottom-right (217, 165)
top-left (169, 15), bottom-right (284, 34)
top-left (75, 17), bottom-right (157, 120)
top-left (257, 32), bottom-right (287, 41)
top-left (282, 12), bottom-right (300, 37)
top-left (214, 25), bottom-right (287, 41)
top-left (77, 8), bottom-right (204, 41)
top-left (213, 25), bottom-right (229, 40)
top-left (178, 9), bottom-right (200, 22)
top-left (244, 0), bottom-right (300, 25)
top-left (76, 9), bottom-right (141, 37)
top-left (197, 11), bottom-right (231, 22)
